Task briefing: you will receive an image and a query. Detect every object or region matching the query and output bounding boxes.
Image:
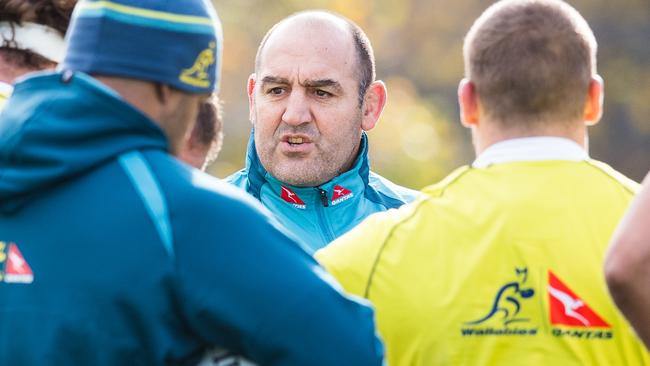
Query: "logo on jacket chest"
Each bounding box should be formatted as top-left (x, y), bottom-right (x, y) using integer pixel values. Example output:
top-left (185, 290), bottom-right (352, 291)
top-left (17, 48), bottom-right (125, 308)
top-left (280, 186), bottom-right (306, 209)
top-left (331, 185), bottom-right (354, 205)
top-left (0, 241), bottom-right (34, 284)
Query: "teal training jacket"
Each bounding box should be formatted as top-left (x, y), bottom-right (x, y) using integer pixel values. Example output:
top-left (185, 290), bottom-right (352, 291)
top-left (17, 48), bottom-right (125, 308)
top-left (226, 133), bottom-right (421, 252)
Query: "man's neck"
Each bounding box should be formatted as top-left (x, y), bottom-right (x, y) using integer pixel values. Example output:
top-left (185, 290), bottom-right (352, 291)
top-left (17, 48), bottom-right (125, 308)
top-left (93, 75), bottom-right (181, 153)
top-left (0, 65), bottom-right (37, 84)
top-left (473, 121), bottom-right (587, 156)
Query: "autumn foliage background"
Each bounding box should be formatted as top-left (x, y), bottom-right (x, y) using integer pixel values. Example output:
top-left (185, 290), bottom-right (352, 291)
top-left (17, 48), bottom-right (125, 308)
top-left (208, 0), bottom-right (650, 189)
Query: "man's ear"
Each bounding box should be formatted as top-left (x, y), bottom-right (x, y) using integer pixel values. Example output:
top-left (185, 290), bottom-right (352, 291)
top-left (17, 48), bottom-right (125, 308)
top-left (458, 78), bottom-right (480, 128)
top-left (584, 75), bottom-right (603, 126)
top-left (154, 83), bottom-right (173, 104)
top-left (247, 73), bottom-right (256, 123)
top-left (156, 83), bottom-right (185, 118)
top-left (360, 80), bottom-right (387, 131)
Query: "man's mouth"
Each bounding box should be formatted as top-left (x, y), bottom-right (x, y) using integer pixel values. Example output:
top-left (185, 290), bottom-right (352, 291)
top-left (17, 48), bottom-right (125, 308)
top-left (283, 135), bottom-right (312, 146)
top-left (288, 137), bottom-right (304, 145)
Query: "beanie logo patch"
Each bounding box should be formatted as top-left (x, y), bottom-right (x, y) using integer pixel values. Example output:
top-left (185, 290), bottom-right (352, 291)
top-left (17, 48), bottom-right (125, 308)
top-left (180, 42), bottom-right (216, 89)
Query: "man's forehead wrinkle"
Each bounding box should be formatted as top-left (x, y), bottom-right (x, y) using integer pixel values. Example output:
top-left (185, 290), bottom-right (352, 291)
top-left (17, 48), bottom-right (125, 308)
top-left (261, 76), bottom-right (290, 84)
top-left (302, 79), bottom-right (344, 93)
top-left (259, 74), bottom-right (343, 92)
top-left (302, 79), bottom-right (338, 87)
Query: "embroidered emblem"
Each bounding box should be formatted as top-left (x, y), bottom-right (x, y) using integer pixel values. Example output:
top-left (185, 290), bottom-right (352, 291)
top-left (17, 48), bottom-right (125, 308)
top-left (180, 41), bottom-right (216, 88)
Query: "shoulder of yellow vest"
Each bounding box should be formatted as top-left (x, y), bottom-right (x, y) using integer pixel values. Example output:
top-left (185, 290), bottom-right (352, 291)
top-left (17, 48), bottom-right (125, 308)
top-left (584, 159), bottom-right (639, 195)
top-left (421, 165), bottom-right (472, 198)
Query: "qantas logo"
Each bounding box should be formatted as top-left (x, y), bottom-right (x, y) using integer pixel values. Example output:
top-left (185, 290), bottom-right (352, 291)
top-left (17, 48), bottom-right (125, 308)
top-left (0, 241), bottom-right (34, 284)
top-left (331, 185), bottom-right (354, 205)
top-left (280, 186), bottom-right (306, 209)
top-left (548, 271), bottom-right (609, 328)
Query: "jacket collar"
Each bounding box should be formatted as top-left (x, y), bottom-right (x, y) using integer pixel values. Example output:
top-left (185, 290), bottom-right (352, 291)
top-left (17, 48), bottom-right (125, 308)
top-left (245, 131), bottom-right (372, 208)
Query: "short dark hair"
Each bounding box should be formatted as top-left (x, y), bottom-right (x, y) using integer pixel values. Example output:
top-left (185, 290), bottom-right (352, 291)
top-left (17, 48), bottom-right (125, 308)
top-left (0, 0), bottom-right (76, 69)
top-left (255, 11), bottom-right (376, 106)
top-left (464, 0), bottom-right (597, 127)
top-left (192, 95), bottom-right (223, 166)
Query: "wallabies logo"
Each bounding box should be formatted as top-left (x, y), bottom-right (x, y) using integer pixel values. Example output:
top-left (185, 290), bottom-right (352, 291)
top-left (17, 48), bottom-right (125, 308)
top-left (180, 41), bottom-right (216, 88)
top-left (465, 268), bottom-right (535, 326)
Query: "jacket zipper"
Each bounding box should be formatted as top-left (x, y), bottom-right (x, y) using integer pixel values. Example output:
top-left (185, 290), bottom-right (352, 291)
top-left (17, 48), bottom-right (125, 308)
top-left (318, 188), bottom-right (329, 207)
top-left (315, 188), bottom-right (335, 242)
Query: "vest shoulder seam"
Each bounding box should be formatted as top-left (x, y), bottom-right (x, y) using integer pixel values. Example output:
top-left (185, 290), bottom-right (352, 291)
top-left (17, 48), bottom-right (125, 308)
top-left (363, 198), bottom-right (429, 298)
top-left (422, 165), bottom-right (472, 198)
top-left (583, 160), bottom-right (637, 195)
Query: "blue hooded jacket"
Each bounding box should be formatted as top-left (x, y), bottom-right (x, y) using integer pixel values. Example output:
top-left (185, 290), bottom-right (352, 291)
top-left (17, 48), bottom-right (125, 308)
top-left (0, 71), bottom-right (384, 366)
top-left (226, 134), bottom-right (421, 252)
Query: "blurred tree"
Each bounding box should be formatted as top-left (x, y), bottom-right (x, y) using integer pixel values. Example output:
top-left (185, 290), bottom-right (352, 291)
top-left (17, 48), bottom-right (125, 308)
top-left (209, 0), bottom-right (650, 189)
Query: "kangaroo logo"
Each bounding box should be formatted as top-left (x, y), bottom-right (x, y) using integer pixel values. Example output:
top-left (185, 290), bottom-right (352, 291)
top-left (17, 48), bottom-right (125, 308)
top-left (180, 41), bottom-right (216, 88)
top-left (282, 187), bottom-right (299, 204)
top-left (466, 268), bottom-right (535, 326)
top-left (331, 185), bottom-right (353, 205)
top-left (547, 271), bottom-right (609, 328)
top-left (280, 186), bottom-right (306, 209)
top-left (548, 286), bottom-right (590, 326)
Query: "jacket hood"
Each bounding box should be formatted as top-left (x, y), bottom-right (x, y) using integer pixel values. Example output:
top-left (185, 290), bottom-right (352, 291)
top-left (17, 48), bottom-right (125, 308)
top-left (243, 130), bottom-right (373, 199)
top-left (0, 71), bottom-right (168, 213)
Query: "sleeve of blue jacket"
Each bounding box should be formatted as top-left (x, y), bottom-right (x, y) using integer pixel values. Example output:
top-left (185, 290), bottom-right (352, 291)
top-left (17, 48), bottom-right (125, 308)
top-left (170, 174), bottom-right (384, 365)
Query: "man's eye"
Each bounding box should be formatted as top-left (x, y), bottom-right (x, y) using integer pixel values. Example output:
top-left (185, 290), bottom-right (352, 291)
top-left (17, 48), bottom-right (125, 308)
top-left (314, 89), bottom-right (332, 97)
top-left (268, 87), bottom-right (285, 95)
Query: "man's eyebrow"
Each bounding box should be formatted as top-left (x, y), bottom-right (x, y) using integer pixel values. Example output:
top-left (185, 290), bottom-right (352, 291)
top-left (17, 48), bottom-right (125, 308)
top-left (302, 79), bottom-right (343, 93)
top-left (260, 76), bottom-right (289, 85)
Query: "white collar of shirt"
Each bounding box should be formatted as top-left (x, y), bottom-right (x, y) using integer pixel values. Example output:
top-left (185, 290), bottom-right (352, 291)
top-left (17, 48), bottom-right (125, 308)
top-left (472, 137), bottom-right (589, 168)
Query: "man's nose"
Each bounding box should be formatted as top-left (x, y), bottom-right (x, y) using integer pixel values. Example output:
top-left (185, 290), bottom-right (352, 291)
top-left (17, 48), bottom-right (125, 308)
top-left (281, 90), bottom-right (312, 126)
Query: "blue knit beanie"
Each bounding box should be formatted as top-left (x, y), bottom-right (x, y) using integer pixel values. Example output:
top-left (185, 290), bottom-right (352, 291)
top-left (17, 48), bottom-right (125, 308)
top-left (62, 0), bottom-right (223, 94)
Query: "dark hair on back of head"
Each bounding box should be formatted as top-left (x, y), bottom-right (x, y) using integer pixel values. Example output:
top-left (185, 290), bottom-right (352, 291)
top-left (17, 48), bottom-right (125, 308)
top-left (0, 0), bottom-right (76, 69)
top-left (193, 95), bottom-right (223, 166)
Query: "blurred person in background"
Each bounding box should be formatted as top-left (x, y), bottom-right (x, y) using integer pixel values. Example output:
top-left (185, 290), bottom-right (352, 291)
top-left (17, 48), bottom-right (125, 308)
top-left (606, 171), bottom-right (650, 352)
top-left (0, 0), bottom-right (75, 108)
top-left (0, 0), bottom-right (384, 365)
top-left (178, 95), bottom-right (224, 170)
top-left (0, 0), bottom-right (220, 172)
top-left (317, 0), bottom-right (650, 364)
top-left (226, 10), bottom-right (420, 253)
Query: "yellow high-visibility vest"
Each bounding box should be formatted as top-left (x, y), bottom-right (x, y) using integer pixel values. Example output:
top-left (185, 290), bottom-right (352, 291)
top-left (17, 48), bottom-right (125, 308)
top-left (317, 160), bottom-right (649, 366)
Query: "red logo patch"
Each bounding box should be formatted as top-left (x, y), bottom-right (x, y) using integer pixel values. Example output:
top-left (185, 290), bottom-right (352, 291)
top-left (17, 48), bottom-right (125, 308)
top-left (548, 271), bottom-right (608, 327)
top-left (4, 242), bottom-right (34, 284)
top-left (332, 185), bottom-right (352, 200)
top-left (280, 186), bottom-right (306, 208)
top-left (331, 185), bottom-right (354, 205)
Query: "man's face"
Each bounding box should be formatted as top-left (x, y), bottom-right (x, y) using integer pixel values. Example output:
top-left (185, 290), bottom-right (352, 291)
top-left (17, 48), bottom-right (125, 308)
top-left (250, 20), bottom-right (364, 187)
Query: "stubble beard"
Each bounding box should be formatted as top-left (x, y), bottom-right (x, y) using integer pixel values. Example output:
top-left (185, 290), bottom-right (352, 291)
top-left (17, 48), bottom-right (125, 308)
top-left (255, 119), bottom-right (362, 188)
